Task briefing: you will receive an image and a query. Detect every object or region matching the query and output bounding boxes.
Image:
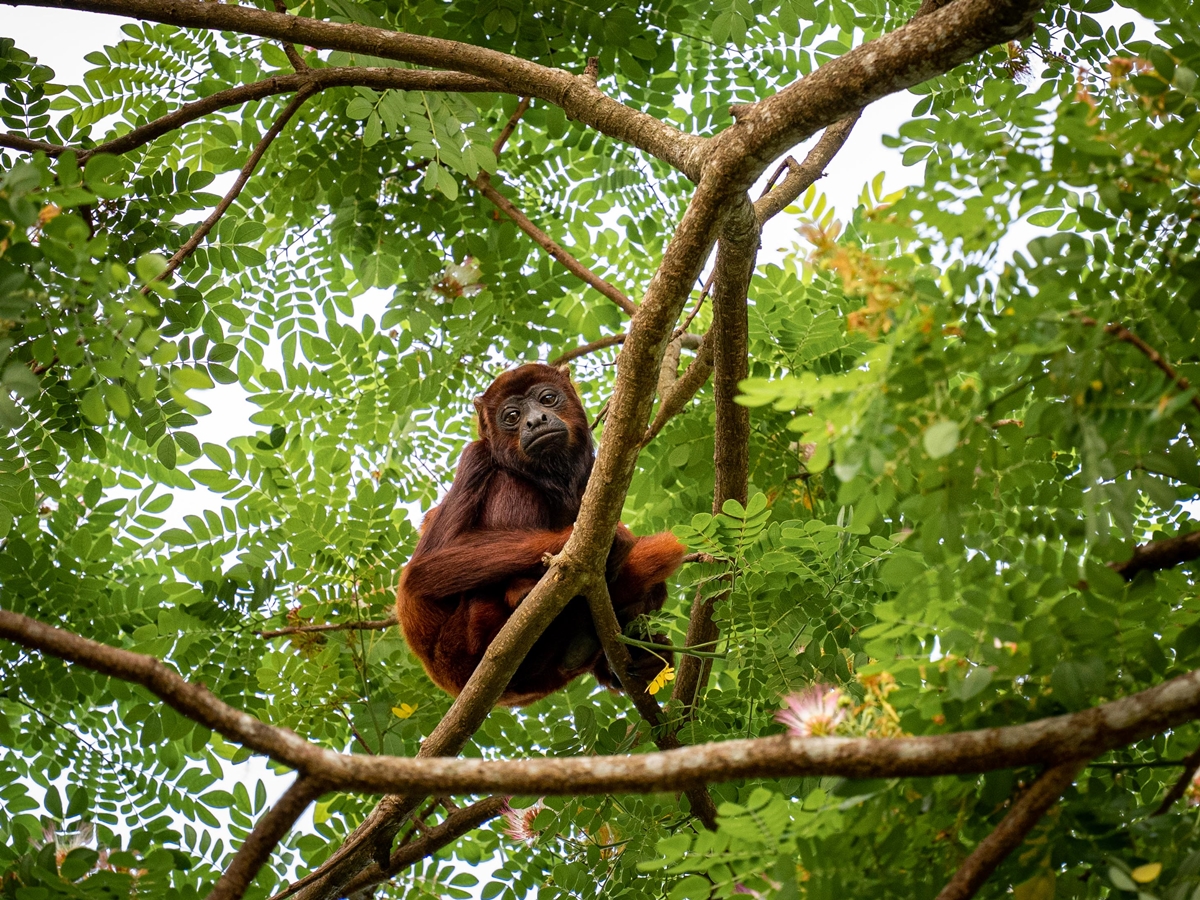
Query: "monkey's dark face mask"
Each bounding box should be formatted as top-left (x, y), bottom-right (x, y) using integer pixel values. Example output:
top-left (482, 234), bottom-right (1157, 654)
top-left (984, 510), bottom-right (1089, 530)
top-left (497, 382), bottom-right (572, 458)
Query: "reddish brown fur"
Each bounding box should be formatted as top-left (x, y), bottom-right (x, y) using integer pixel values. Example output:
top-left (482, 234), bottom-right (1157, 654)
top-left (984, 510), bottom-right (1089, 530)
top-left (396, 363), bottom-right (684, 706)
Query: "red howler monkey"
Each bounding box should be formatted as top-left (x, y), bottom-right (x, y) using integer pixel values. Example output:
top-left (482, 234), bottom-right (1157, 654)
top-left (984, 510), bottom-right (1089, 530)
top-left (396, 363), bottom-right (684, 706)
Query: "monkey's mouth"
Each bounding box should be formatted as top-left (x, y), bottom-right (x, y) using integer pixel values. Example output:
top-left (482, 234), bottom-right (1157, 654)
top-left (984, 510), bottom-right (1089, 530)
top-left (521, 427), bottom-right (569, 454)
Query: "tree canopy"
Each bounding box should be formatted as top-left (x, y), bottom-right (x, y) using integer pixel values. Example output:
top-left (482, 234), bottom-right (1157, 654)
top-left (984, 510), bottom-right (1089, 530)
top-left (5, 0), bottom-right (1200, 897)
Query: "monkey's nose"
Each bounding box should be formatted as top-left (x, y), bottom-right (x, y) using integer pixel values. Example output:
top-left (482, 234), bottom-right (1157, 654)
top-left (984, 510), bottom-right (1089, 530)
top-left (526, 412), bottom-right (548, 428)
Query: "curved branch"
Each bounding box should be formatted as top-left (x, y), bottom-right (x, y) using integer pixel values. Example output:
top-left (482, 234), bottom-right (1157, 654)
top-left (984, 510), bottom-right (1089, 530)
top-left (6, 0), bottom-right (705, 179)
top-left (1076, 314), bottom-right (1200, 417)
top-left (934, 759), bottom-right (1085, 900)
top-left (583, 581), bottom-right (719, 829)
top-left (714, 0), bottom-right (1041, 183)
top-left (1152, 739), bottom-right (1200, 816)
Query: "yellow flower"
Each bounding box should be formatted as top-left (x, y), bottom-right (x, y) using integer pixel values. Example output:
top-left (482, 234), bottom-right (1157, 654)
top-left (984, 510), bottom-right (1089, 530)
top-left (647, 664), bottom-right (675, 695)
top-left (391, 703), bottom-right (418, 719)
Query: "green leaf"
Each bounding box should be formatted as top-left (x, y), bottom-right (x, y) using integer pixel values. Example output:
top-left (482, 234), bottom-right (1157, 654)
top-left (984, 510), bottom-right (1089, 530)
top-left (922, 420), bottom-right (959, 459)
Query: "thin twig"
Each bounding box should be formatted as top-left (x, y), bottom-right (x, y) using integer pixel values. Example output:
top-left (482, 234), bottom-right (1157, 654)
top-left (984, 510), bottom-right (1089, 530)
top-left (1075, 312), bottom-right (1200, 415)
top-left (473, 175), bottom-right (637, 315)
top-left (617, 634), bottom-right (726, 660)
top-left (492, 96), bottom-right (531, 156)
top-left (583, 581), bottom-right (720, 829)
top-left (207, 775), bottom-right (326, 900)
top-left (144, 87), bottom-right (313, 292)
top-left (257, 616), bottom-right (397, 638)
top-left (272, 0), bottom-right (309, 70)
top-left (1153, 741), bottom-right (1200, 815)
top-left (673, 269), bottom-right (716, 340)
top-left (934, 759), bottom-right (1085, 900)
top-left (550, 334), bottom-right (626, 366)
top-left (2, 69), bottom-right (502, 163)
top-left (753, 112), bottom-right (861, 224)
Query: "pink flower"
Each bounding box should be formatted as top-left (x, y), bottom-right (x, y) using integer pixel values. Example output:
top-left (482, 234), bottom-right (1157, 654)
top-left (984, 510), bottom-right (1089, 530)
top-left (501, 799), bottom-right (546, 842)
top-left (776, 685), bottom-right (847, 737)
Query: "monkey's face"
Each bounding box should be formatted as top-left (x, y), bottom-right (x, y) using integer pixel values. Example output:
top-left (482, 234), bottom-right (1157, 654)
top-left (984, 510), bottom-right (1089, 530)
top-left (496, 382), bottom-right (572, 458)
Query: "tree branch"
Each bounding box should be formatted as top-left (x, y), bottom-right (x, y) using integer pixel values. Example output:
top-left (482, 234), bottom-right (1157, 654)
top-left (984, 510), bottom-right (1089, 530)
top-left (144, 87), bottom-right (312, 292)
top-left (712, 0), bottom-right (1041, 184)
top-left (472, 175), bottom-right (638, 316)
top-left (209, 776), bottom-right (326, 900)
top-left (753, 112), bottom-right (861, 224)
top-left (671, 197), bottom-right (757, 717)
top-left (492, 96), bottom-right (531, 156)
top-left (3, 0), bottom-right (705, 179)
top-left (9, 607), bottom-right (1200, 795)
top-left (934, 759), bottom-right (1085, 900)
top-left (0, 133), bottom-right (64, 155)
top-left (583, 581), bottom-right (719, 829)
top-left (257, 616), bottom-right (397, 638)
top-left (2, 68), bottom-right (503, 163)
top-left (333, 797), bottom-right (507, 897)
top-left (1153, 740), bottom-right (1200, 816)
top-left (1076, 314), bottom-right (1200, 416)
top-left (1110, 530), bottom-right (1200, 581)
top-left (643, 331), bottom-right (713, 443)
top-left (272, 0), bottom-right (309, 71)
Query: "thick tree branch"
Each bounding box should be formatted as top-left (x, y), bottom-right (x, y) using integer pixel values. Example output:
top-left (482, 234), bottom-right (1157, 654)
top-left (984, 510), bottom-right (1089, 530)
top-left (2, 68), bottom-right (503, 163)
top-left (1110, 530), bottom-right (1200, 580)
top-left (10, 606), bottom-right (1200, 796)
top-left (143, 87), bottom-right (311, 292)
top-left (257, 616), bottom-right (397, 638)
top-left (5, 607), bottom-right (1199, 790)
top-left (934, 759), bottom-right (1085, 900)
top-left (473, 175), bottom-right (637, 316)
top-left (671, 197), bottom-right (757, 716)
top-left (712, 0), bottom-right (1042, 185)
top-left (3, 0), bottom-right (706, 179)
top-left (209, 776), bottom-right (326, 900)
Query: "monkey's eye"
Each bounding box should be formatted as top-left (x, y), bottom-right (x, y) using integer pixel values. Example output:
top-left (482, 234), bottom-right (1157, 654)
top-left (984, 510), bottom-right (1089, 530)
top-left (539, 390), bottom-right (557, 406)
top-left (501, 408), bottom-right (520, 426)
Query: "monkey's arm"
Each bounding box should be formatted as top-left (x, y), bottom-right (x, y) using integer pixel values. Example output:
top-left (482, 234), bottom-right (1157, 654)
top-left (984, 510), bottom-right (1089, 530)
top-left (401, 528), bottom-right (572, 600)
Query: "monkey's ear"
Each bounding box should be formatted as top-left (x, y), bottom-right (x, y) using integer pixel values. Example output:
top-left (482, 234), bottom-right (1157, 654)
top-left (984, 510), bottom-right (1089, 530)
top-left (473, 396), bottom-right (487, 436)
top-left (556, 363), bottom-right (572, 380)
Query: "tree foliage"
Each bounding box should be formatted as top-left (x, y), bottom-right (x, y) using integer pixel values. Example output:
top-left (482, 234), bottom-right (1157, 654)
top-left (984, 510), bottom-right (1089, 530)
top-left (4, 0), bottom-right (1200, 897)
